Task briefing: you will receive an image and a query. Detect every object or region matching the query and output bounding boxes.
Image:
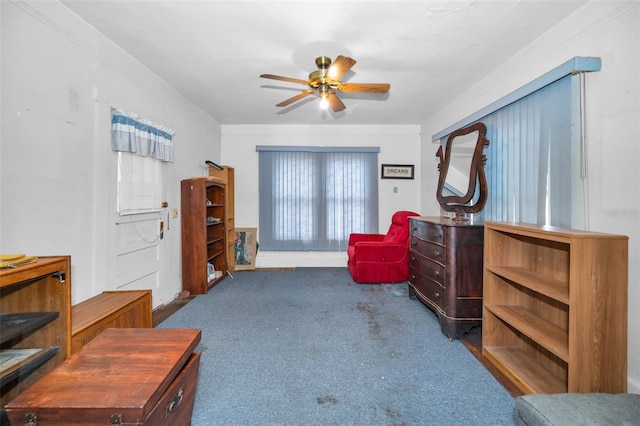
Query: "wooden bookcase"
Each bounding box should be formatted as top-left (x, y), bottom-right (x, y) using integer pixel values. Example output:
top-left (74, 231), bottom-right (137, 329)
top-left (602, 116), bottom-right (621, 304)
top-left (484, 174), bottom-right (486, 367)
top-left (181, 178), bottom-right (227, 294)
top-left (482, 222), bottom-right (628, 394)
top-left (0, 256), bottom-right (71, 416)
top-left (209, 165), bottom-right (235, 271)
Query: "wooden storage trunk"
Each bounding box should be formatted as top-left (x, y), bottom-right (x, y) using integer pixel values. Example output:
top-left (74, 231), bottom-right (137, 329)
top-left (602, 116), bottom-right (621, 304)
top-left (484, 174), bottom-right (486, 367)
top-left (71, 290), bottom-right (152, 353)
top-left (5, 328), bottom-right (201, 425)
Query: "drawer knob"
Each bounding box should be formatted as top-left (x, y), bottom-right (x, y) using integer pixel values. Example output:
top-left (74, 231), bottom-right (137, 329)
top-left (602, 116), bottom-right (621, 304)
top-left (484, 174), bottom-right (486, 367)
top-left (433, 250), bottom-right (441, 257)
top-left (435, 234), bottom-right (442, 241)
top-left (434, 292), bottom-right (440, 297)
top-left (433, 270), bottom-right (440, 277)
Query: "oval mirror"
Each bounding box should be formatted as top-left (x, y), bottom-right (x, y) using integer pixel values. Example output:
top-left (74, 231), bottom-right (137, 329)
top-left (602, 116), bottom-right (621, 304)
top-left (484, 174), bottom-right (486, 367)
top-left (436, 122), bottom-right (489, 219)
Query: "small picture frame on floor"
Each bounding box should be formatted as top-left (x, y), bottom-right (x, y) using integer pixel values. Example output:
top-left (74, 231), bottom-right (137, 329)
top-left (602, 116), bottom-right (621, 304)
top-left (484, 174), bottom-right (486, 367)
top-left (234, 228), bottom-right (257, 270)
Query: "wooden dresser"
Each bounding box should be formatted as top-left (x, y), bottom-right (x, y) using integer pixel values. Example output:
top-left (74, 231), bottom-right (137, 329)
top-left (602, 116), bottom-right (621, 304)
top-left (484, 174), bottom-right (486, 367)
top-left (408, 216), bottom-right (484, 339)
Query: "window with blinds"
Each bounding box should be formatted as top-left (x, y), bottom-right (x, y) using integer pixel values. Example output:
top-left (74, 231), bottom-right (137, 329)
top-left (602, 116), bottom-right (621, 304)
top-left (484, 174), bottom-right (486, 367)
top-left (434, 57), bottom-right (600, 229)
top-left (257, 146), bottom-right (379, 251)
top-left (117, 152), bottom-right (164, 215)
top-left (481, 75), bottom-right (579, 227)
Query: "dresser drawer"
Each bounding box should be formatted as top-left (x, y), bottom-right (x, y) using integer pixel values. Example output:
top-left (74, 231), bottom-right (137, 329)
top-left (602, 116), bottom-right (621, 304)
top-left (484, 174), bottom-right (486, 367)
top-left (409, 271), bottom-right (444, 309)
top-left (410, 219), bottom-right (445, 244)
top-left (410, 237), bottom-right (446, 264)
top-left (409, 253), bottom-right (445, 285)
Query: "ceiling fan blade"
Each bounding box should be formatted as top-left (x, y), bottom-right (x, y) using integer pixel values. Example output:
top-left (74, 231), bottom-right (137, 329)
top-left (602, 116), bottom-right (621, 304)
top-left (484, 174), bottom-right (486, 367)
top-left (327, 55), bottom-right (356, 80)
top-left (260, 74), bottom-right (309, 86)
top-left (326, 92), bottom-right (346, 112)
top-left (276, 90), bottom-right (315, 107)
top-left (340, 83), bottom-right (391, 93)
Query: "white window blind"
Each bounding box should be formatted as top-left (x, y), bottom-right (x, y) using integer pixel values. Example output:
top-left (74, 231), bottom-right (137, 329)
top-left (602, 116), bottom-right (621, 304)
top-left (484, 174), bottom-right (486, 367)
top-left (117, 152), bottom-right (164, 215)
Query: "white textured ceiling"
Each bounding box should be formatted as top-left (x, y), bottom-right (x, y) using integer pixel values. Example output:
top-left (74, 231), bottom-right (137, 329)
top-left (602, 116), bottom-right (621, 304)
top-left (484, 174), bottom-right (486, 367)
top-left (61, 0), bottom-right (587, 125)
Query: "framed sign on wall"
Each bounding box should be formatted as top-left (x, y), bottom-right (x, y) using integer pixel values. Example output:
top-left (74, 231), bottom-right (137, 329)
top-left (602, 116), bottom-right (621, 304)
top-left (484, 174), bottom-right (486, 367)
top-left (381, 164), bottom-right (414, 179)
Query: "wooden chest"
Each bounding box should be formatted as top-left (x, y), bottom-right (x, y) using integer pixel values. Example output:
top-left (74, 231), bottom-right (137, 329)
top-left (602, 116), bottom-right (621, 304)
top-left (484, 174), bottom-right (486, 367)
top-left (408, 216), bottom-right (484, 339)
top-left (5, 328), bottom-right (201, 425)
top-left (71, 290), bottom-right (152, 353)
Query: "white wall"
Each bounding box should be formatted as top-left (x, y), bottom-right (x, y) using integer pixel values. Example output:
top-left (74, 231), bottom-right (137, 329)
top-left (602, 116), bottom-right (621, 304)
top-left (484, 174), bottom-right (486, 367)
top-left (0, 1), bottom-right (221, 307)
top-left (420, 1), bottom-right (640, 392)
top-left (3, 0), bottom-right (638, 393)
top-left (221, 124), bottom-right (421, 267)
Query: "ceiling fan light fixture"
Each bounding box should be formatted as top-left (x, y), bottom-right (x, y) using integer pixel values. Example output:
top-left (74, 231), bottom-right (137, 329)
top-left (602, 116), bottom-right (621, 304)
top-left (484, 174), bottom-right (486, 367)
top-left (260, 54), bottom-right (390, 113)
top-left (318, 85), bottom-right (330, 109)
top-left (319, 96), bottom-right (329, 110)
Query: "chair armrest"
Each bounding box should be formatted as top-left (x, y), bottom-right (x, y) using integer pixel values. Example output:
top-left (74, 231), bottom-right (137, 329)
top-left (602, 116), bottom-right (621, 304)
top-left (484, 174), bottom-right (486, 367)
top-left (352, 241), bottom-right (409, 262)
top-left (348, 233), bottom-right (385, 245)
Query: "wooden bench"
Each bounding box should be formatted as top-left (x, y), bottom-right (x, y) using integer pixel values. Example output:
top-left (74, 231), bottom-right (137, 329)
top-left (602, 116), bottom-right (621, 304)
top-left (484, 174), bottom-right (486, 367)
top-left (71, 290), bottom-right (152, 354)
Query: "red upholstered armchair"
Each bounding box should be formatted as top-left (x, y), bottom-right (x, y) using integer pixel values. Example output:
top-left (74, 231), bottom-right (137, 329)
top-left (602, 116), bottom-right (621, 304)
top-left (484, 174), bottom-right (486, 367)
top-left (347, 210), bottom-right (420, 283)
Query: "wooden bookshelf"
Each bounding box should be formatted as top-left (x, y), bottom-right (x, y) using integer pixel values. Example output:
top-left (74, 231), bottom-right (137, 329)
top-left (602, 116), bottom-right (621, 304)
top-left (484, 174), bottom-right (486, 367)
top-left (209, 165), bottom-right (235, 271)
top-left (181, 179), bottom-right (228, 293)
top-left (482, 222), bottom-right (628, 394)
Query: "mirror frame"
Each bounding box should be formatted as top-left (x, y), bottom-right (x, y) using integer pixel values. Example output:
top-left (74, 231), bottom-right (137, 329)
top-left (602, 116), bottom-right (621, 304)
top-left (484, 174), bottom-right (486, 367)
top-left (435, 122), bottom-right (489, 215)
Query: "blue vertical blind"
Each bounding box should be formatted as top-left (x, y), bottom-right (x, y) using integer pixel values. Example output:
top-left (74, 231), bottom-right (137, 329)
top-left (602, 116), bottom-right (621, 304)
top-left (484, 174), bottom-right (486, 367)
top-left (257, 146), bottom-right (379, 251)
top-left (439, 77), bottom-right (578, 227)
top-left (435, 57), bottom-right (599, 229)
top-left (481, 75), bottom-right (578, 227)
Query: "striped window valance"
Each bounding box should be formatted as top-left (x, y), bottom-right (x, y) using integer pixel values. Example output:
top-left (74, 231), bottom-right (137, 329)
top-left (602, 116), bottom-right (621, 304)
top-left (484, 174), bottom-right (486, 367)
top-left (111, 108), bottom-right (175, 162)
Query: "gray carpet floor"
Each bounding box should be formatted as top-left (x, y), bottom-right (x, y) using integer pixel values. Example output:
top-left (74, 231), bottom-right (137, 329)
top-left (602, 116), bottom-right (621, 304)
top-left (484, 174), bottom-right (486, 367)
top-left (158, 267), bottom-right (515, 425)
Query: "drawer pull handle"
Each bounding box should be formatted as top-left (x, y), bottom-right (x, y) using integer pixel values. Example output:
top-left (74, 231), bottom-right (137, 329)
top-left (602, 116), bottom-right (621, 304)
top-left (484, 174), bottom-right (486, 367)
top-left (167, 387), bottom-right (185, 415)
top-left (433, 250), bottom-right (441, 257)
top-left (435, 234), bottom-right (442, 241)
top-left (25, 414), bottom-right (37, 426)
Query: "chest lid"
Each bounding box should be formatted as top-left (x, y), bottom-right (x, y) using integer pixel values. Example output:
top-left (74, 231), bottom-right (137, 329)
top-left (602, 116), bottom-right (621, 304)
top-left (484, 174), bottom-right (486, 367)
top-left (5, 328), bottom-right (201, 424)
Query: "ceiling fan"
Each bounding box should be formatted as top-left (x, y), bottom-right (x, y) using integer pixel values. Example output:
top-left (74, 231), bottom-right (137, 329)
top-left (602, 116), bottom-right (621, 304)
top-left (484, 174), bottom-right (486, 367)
top-left (260, 55), bottom-right (390, 112)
